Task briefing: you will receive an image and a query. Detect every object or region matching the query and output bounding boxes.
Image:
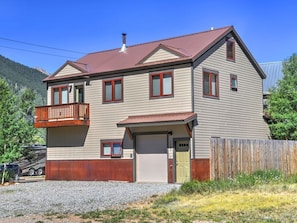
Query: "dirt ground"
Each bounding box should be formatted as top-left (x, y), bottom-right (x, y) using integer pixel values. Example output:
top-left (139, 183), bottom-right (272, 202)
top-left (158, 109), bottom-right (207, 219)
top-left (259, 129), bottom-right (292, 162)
top-left (0, 214), bottom-right (91, 223)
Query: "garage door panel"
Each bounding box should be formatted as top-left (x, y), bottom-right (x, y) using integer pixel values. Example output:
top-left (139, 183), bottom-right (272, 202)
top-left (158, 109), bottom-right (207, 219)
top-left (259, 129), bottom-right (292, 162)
top-left (136, 134), bottom-right (168, 183)
top-left (136, 135), bottom-right (167, 153)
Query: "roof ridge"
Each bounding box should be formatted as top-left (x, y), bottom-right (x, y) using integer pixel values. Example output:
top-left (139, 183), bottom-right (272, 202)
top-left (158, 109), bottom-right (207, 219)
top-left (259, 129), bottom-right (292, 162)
top-left (84, 26), bottom-right (233, 56)
top-left (127, 26), bottom-right (232, 47)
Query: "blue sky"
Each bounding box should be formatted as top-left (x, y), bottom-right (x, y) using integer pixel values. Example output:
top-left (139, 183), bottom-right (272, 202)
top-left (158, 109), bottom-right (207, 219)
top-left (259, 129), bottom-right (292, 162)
top-left (0, 0), bottom-right (296, 74)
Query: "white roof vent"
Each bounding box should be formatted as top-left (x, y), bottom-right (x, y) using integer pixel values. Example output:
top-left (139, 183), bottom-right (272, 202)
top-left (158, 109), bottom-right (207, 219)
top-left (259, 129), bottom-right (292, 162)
top-left (119, 33), bottom-right (127, 53)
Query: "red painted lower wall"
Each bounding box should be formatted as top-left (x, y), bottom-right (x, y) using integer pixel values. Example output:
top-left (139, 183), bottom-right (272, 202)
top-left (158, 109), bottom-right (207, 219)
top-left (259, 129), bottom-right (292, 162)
top-left (46, 159), bottom-right (209, 183)
top-left (46, 159), bottom-right (134, 182)
top-left (191, 159), bottom-right (210, 181)
top-left (168, 159), bottom-right (174, 183)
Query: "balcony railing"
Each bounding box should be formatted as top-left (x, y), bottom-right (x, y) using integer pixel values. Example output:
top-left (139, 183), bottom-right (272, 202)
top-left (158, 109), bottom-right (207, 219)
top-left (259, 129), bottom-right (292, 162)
top-left (34, 103), bottom-right (90, 128)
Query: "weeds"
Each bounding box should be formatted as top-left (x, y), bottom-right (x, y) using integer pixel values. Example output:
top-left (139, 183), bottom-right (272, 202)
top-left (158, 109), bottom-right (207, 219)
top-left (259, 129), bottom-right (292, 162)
top-left (152, 189), bottom-right (178, 208)
top-left (180, 170), bottom-right (295, 194)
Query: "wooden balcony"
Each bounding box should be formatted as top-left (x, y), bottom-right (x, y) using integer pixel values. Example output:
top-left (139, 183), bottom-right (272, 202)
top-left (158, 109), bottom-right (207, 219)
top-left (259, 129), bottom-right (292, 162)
top-left (34, 103), bottom-right (90, 128)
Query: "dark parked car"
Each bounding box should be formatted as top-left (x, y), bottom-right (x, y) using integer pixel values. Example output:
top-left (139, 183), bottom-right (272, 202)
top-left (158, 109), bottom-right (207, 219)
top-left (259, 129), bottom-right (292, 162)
top-left (0, 163), bottom-right (22, 181)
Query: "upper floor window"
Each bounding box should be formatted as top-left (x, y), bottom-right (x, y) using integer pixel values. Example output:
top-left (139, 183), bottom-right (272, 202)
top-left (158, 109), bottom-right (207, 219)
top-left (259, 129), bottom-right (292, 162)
top-left (101, 140), bottom-right (122, 158)
top-left (150, 72), bottom-right (173, 98)
top-left (230, 74), bottom-right (238, 91)
top-left (226, 39), bottom-right (235, 61)
top-left (203, 70), bottom-right (219, 98)
top-left (103, 78), bottom-right (123, 103)
top-left (52, 86), bottom-right (68, 105)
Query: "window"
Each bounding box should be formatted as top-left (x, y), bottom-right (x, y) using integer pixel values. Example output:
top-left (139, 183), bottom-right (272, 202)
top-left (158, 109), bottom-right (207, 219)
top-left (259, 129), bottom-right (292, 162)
top-left (101, 140), bottom-right (122, 157)
top-left (150, 72), bottom-right (173, 98)
top-left (230, 74), bottom-right (238, 91)
top-left (52, 86), bottom-right (68, 105)
top-left (103, 78), bottom-right (123, 102)
top-left (226, 39), bottom-right (235, 61)
top-left (203, 70), bottom-right (219, 98)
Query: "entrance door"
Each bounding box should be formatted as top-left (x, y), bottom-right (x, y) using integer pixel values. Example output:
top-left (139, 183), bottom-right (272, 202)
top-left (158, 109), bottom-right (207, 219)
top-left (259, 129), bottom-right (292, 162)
top-left (136, 134), bottom-right (168, 183)
top-left (75, 85), bottom-right (84, 103)
top-left (176, 140), bottom-right (190, 183)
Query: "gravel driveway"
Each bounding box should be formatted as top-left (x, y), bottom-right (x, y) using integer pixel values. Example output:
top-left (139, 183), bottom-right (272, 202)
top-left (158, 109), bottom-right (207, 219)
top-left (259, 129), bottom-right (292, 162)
top-left (0, 179), bottom-right (179, 218)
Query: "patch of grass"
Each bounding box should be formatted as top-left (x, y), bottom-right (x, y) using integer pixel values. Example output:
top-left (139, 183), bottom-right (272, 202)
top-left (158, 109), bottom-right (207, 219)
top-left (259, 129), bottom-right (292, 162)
top-left (152, 189), bottom-right (178, 208)
top-left (56, 213), bottom-right (68, 219)
top-left (180, 170), bottom-right (289, 194)
top-left (77, 171), bottom-right (297, 222)
top-left (44, 211), bottom-right (58, 216)
top-left (81, 208), bottom-right (153, 222)
top-left (153, 186), bottom-right (297, 222)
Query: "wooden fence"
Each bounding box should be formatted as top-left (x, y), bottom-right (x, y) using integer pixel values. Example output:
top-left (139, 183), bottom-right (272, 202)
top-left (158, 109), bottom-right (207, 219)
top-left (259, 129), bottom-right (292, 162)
top-left (210, 138), bottom-right (297, 180)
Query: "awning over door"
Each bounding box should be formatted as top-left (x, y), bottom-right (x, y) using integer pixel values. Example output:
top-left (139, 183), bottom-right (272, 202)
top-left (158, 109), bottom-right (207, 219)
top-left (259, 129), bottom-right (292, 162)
top-left (117, 112), bottom-right (197, 128)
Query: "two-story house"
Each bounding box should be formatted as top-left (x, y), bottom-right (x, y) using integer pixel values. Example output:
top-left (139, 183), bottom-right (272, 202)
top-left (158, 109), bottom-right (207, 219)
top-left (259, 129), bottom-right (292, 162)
top-left (35, 26), bottom-right (270, 183)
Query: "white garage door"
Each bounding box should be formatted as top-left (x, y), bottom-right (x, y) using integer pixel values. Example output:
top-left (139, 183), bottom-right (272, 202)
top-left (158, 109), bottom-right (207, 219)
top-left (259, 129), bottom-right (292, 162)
top-left (136, 134), bottom-right (168, 183)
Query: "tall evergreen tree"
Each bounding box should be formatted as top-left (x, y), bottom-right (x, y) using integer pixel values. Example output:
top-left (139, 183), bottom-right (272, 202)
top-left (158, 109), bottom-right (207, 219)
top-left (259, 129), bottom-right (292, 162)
top-left (0, 79), bottom-right (37, 163)
top-left (267, 54), bottom-right (297, 140)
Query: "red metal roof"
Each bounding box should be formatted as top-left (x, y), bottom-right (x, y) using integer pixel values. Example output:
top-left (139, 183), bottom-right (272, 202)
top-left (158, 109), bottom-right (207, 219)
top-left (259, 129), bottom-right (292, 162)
top-left (78, 26), bottom-right (231, 73)
top-left (45, 25), bottom-right (266, 81)
top-left (46, 26), bottom-right (233, 80)
top-left (117, 112), bottom-right (197, 127)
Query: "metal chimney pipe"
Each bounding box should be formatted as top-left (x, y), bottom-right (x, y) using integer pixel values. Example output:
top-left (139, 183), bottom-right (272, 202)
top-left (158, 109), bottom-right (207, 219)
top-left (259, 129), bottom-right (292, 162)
top-left (120, 33), bottom-right (127, 53)
top-left (122, 33), bottom-right (126, 45)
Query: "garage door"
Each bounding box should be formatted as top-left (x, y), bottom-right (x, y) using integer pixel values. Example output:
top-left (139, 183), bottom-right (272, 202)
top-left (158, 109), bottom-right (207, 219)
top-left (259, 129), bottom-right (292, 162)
top-left (136, 134), bottom-right (168, 183)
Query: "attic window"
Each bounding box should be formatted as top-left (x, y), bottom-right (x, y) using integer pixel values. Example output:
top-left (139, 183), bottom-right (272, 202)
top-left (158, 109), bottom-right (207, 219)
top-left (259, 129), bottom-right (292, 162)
top-left (226, 39), bottom-right (235, 61)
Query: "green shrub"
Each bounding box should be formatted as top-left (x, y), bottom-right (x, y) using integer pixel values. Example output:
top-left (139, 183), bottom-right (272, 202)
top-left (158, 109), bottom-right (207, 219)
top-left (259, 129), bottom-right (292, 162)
top-left (286, 174), bottom-right (297, 183)
top-left (180, 180), bottom-right (203, 194)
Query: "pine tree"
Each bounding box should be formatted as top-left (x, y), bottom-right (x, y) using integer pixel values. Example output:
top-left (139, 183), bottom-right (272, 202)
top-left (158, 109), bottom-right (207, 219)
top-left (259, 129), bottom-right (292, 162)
top-left (0, 79), bottom-right (37, 163)
top-left (267, 54), bottom-right (297, 139)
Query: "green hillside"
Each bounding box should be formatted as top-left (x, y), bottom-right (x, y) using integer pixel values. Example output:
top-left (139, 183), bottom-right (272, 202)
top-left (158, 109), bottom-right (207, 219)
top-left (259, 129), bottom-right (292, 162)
top-left (0, 55), bottom-right (47, 105)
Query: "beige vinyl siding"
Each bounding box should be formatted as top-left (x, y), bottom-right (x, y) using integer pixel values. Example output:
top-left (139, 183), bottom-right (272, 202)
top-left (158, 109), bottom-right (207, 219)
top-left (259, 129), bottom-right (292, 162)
top-left (55, 64), bottom-right (82, 77)
top-left (47, 66), bottom-right (192, 160)
top-left (48, 148), bottom-right (133, 160)
top-left (143, 48), bottom-right (179, 63)
top-left (193, 39), bottom-right (270, 158)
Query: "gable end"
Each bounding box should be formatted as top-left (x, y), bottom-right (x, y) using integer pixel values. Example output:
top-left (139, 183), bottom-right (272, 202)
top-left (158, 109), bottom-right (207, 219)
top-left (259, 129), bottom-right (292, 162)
top-left (138, 44), bottom-right (189, 65)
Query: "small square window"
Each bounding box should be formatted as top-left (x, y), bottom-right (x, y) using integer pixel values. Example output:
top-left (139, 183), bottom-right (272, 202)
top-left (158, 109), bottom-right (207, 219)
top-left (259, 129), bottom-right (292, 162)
top-left (226, 40), bottom-right (235, 61)
top-left (101, 141), bottom-right (122, 157)
top-left (230, 74), bottom-right (238, 91)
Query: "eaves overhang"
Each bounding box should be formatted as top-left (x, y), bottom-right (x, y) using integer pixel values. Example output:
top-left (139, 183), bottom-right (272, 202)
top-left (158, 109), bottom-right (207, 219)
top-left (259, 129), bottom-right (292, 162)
top-left (43, 58), bottom-right (193, 83)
